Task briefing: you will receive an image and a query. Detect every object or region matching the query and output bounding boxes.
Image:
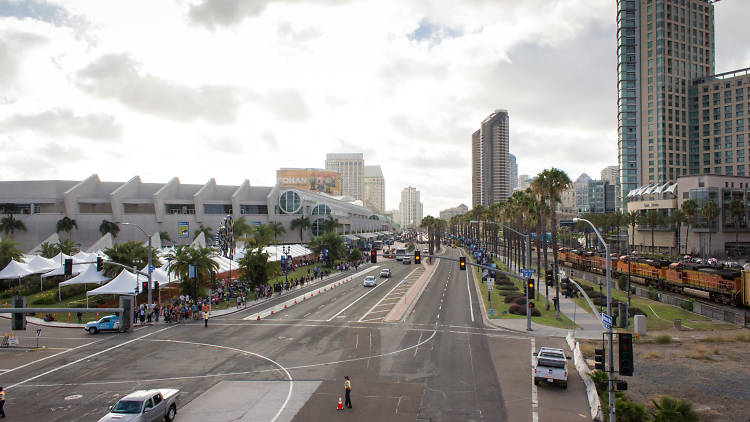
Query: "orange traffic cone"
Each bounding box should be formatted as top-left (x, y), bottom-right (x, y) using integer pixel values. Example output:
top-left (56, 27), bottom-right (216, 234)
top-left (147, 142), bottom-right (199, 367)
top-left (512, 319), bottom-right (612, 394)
top-left (337, 395), bottom-right (344, 410)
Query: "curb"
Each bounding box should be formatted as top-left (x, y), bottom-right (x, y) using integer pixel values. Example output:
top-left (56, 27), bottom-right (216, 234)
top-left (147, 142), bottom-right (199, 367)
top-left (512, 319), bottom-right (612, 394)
top-left (384, 262), bottom-right (432, 322)
top-left (566, 333), bottom-right (603, 422)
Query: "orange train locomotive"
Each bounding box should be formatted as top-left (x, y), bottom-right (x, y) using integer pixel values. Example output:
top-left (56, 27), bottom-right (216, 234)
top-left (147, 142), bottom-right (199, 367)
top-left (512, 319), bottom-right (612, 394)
top-left (557, 249), bottom-right (750, 308)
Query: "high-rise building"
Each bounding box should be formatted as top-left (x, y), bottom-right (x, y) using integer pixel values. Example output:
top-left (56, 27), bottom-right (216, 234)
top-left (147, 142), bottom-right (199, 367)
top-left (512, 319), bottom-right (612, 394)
top-left (472, 110), bottom-right (510, 207)
top-left (399, 187), bottom-right (423, 229)
top-left (439, 203), bottom-right (469, 220)
top-left (573, 173), bottom-right (592, 212)
top-left (509, 153), bottom-right (518, 191)
top-left (601, 165), bottom-right (619, 186)
top-left (587, 180), bottom-right (617, 214)
top-left (363, 165), bottom-right (385, 213)
top-left (518, 174), bottom-right (531, 191)
top-left (325, 153), bottom-right (364, 200)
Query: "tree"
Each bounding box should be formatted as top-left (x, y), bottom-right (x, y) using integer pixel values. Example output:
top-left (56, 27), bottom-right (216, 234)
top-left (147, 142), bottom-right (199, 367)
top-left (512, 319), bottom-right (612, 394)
top-left (55, 239), bottom-right (80, 256)
top-left (103, 241), bottom-right (162, 277)
top-left (609, 210), bottom-right (626, 254)
top-left (535, 167), bottom-right (571, 320)
top-left (308, 232), bottom-right (347, 265)
top-left (98, 219), bottom-right (120, 239)
top-left (238, 249), bottom-right (275, 288)
top-left (232, 217), bottom-right (253, 240)
top-left (627, 210), bottom-right (639, 254)
top-left (729, 199), bottom-right (745, 257)
top-left (0, 238), bottom-right (24, 269)
top-left (268, 221), bottom-right (286, 243)
top-left (0, 214), bottom-right (27, 240)
top-left (56, 216), bottom-right (78, 240)
top-left (349, 247), bottom-right (362, 262)
top-left (194, 224), bottom-right (213, 241)
top-left (159, 231), bottom-right (172, 244)
top-left (290, 216), bottom-right (311, 243)
top-left (165, 245), bottom-right (219, 297)
top-left (701, 200), bottom-right (720, 257)
top-left (39, 241), bottom-right (59, 259)
top-left (322, 216), bottom-right (342, 234)
top-left (669, 209), bottom-right (686, 258)
top-left (681, 199), bottom-right (698, 255)
top-left (640, 210), bottom-right (663, 255)
top-left (651, 396), bottom-right (698, 422)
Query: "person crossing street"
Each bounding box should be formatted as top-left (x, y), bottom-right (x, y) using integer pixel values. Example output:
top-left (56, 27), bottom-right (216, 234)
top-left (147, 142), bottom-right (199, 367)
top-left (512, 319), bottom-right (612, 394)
top-left (0, 385), bottom-right (6, 418)
top-left (204, 307), bottom-right (209, 327)
top-left (344, 376), bottom-right (352, 409)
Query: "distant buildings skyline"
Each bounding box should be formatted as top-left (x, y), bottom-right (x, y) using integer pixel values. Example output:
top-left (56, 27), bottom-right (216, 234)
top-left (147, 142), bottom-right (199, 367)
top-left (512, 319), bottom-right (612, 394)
top-left (472, 109), bottom-right (511, 208)
top-left (399, 186), bottom-right (423, 229)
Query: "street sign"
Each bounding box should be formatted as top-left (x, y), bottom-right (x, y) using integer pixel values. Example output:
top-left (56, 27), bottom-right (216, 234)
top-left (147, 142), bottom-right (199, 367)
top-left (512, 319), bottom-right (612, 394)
top-left (36, 328), bottom-right (41, 337)
top-left (520, 268), bottom-right (536, 277)
top-left (489, 308), bottom-right (495, 316)
top-left (602, 313), bottom-right (612, 330)
top-left (487, 278), bottom-right (495, 291)
top-left (149, 265), bottom-right (155, 273)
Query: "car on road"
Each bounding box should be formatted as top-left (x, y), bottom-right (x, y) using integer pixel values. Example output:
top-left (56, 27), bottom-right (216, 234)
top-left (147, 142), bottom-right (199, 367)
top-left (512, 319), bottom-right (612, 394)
top-left (85, 315), bottom-right (120, 334)
top-left (402, 256), bottom-right (410, 264)
top-left (422, 247), bottom-right (429, 254)
top-left (380, 269), bottom-right (391, 278)
top-left (363, 275), bottom-right (377, 287)
top-left (533, 347), bottom-right (568, 388)
top-left (99, 388), bottom-right (179, 422)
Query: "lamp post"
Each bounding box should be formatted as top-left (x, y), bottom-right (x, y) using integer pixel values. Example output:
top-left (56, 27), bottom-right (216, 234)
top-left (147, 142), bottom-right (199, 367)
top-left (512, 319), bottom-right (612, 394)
top-left (574, 217), bottom-right (615, 422)
top-left (121, 222), bottom-right (153, 311)
top-left (497, 223), bottom-right (531, 332)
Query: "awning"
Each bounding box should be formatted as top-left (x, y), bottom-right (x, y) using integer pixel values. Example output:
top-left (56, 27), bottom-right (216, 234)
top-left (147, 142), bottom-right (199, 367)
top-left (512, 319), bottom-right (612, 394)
top-left (87, 270), bottom-right (139, 296)
top-left (0, 260), bottom-right (34, 279)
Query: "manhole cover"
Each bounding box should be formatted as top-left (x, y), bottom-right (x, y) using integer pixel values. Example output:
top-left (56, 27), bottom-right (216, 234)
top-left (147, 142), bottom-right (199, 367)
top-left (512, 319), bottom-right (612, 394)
top-left (64, 394), bottom-right (83, 400)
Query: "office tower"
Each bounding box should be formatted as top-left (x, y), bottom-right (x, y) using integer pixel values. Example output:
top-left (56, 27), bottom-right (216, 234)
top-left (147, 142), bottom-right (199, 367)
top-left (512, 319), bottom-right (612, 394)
top-left (601, 165), bottom-right (619, 185)
top-left (325, 153), bottom-right (364, 200)
top-left (399, 187), bottom-right (423, 229)
top-left (574, 173), bottom-right (592, 212)
top-left (472, 110), bottom-right (510, 207)
top-left (364, 165), bottom-right (385, 213)
top-left (518, 174), bottom-right (531, 191)
top-left (509, 153), bottom-right (518, 191)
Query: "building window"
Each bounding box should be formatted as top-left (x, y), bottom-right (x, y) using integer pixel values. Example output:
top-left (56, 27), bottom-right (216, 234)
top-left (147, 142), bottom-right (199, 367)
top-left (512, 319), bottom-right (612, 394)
top-left (312, 204), bottom-right (332, 215)
top-left (311, 218), bottom-right (326, 237)
top-left (240, 204), bottom-right (268, 215)
top-left (166, 204), bottom-right (195, 215)
top-left (278, 191), bottom-right (302, 214)
top-left (204, 204), bottom-right (232, 214)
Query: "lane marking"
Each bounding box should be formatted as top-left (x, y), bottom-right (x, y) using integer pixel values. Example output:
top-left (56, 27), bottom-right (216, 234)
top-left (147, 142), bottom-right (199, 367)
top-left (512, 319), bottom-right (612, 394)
top-left (5, 325), bottom-right (174, 390)
top-left (326, 279), bottom-right (389, 321)
top-left (413, 332), bottom-right (423, 357)
top-left (466, 265), bottom-right (475, 322)
top-left (357, 274), bottom-right (411, 322)
top-left (0, 339), bottom-right (104, 378)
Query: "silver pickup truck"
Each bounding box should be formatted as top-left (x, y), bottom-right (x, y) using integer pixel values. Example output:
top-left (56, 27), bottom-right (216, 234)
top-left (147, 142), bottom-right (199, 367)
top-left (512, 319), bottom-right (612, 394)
top-left (533, 347), bottom-right (568, 388)
top-left (98, 388), bottom-right (179, 422)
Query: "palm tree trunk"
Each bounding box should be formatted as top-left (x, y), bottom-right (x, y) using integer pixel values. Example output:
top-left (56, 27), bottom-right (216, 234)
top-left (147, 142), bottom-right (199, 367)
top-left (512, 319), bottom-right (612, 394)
top-left (552, 209), bottom-right (561, 320)
top-left (684, 222), bottom-right (689, 255)
top-left (651, 227), bottom-right (655, 255)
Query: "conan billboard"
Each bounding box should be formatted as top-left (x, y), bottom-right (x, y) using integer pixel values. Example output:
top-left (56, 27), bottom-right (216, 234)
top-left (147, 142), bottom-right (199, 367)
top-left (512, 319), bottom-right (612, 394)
top-left (277, 168), bottom-right (342, 195)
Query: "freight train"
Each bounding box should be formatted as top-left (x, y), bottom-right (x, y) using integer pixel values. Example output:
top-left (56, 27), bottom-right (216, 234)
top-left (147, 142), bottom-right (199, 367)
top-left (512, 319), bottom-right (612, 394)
top-left (557, 249), bottom-right (750, 308)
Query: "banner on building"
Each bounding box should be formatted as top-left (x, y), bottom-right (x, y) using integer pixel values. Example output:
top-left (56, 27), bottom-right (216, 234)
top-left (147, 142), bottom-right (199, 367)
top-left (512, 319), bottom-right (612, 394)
top-left (177, 222), bottom-right (190, 239)
top-left (276, 168), bottom-right (342, 195)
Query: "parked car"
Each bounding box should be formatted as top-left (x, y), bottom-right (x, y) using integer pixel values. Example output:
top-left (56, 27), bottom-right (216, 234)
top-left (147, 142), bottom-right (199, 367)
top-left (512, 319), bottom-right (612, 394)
top-left (380, 269), bottom-right (391, 278)
top-left (86, 315), bottom-right (120, 334)
top-left (533, 347), bottom-right (568, 388)
top-left (363, 275), bottom-right (377, 287)
top-left (99, 388), bottom-right (179, 422)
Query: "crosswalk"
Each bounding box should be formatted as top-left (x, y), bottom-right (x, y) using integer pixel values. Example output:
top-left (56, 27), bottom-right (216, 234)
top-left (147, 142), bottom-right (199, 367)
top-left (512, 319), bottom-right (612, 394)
top-left (358, 267), bottom-right (425, 322)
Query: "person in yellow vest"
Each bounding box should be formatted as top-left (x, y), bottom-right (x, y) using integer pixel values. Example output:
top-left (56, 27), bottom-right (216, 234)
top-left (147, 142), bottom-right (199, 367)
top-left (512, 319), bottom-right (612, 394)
top-left (344, 376), bottom-right (352, 409)
top-left (0, 385), bottom-right (5, 418)
top-left (204, 307), bottom-right (209, 328)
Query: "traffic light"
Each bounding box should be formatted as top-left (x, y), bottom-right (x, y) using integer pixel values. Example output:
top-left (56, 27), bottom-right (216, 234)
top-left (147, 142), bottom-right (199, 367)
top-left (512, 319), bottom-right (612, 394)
top-left (618, 333), bottom-right (634, 376)
top-left (96, 256), bottom-right (104, 272)
top-left (154, 281), bottom-right (160, 291)
top-left (594, 348), bottom-right (606, 371)
top-left (545, 269), bottom-right (553, 283)
top-left (527, 278), bottom-right (535, 298)
top-left (210, 270), bottom-right (216, 286)
top-left (459, 256), bottom-right (466, 271)
top-left (414, 251), bottom-right (421, 264)
top-left (141, 281), bottom-right (148, 293)
top-left (64, 258), bottom-right (73, 276)
top-left (370, 249), bottom-right (377, 263)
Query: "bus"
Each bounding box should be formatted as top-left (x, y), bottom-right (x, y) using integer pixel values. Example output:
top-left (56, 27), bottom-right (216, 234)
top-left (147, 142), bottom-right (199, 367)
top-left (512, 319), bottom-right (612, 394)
top-left (373, 240), bottom-right (383, 250)
top-left (395, 248), bottom-right (407, 261)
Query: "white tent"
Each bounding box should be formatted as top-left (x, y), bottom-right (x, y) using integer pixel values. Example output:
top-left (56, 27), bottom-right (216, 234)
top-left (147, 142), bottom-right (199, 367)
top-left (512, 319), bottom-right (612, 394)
top-left (139, 264), bottom-right (172, 285)
top-left (50, 252), bottom-right (72, 264)
top-left (73, 251), bottom-right (99, 263)
top-left (0, 260), bottom-right (34, 279)
top-left (87, 270), bottom-right (139, 297)
top-left (24, 255), bottom-right (58, 273)
top-left (41, 252), bottom-right (90, 278)
top-left (59, 265), bottom-right (109, 287)
top-left (191, 232), bottom-right (207, 248)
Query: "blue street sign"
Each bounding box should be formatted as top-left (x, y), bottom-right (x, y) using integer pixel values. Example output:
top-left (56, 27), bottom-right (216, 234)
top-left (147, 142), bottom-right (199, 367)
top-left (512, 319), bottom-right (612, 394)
top-left (489, 308), bottom-right (495, 316)
top-left (602, 313), bottom-right (612, 330)
top-left (189, 264), bottom-right (197, 278)
top-left (149, 265), bottom-right (155, 273)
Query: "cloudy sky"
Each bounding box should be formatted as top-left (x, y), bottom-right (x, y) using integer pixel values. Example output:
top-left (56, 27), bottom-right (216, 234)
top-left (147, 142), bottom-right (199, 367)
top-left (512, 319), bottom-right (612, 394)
top-left (1, 0), bottom-right (749, 217)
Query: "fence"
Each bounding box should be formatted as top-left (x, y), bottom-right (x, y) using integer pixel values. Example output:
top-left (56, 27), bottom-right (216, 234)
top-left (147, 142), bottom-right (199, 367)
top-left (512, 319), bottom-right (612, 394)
top-left (633, 286), bottom-right (747, 327)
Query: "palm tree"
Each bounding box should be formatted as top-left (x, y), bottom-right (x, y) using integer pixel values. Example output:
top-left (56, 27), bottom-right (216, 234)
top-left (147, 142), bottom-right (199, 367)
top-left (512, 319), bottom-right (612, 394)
top-left (0, 214), bottom-right (27, 240)
top-left (322, 216), bottom-right (342, 234)
top-left (0, 238), bottom-right (24, 269)
top-left (159, 231), bottom-right (172, 244)
top-left (701, 200), bottom-right (720, 257)
top-left (669, 209), bottom-right (686, 258)
top-left (627, 210), bottom-right (639, 254)
top-left (166, 245), bottom-right (219, 297)
top-left (290, 216), bottom-right (311, 243)
top-left (99, 219), bottom-right (120, 239)
top-left (640, 210), bottom-right (663, 255)
top-left (56, 216), bottom-right (78, 241)
top-left (729, 199), bottom-right (745, 257)
top-left (268, 221), bottom-right (286, 243)
top-left (536, 167), bottom-right (571, 320)
top-left (194, 224), bottom-right (213, 241)
top-left (103, 241), bottom-right (162, 277)
top-left (681, 199), bottom-right (698, 255)
top-left (39, 241), bottom-right (59, 259)
top-left (608, 210), bottom-right (625, 254)
top-left (232, 217), bottom-right (253, 239)
top-left (56, 239), bottom-right (80, 256)
top-left (651, 396), bottom-right (699, 422)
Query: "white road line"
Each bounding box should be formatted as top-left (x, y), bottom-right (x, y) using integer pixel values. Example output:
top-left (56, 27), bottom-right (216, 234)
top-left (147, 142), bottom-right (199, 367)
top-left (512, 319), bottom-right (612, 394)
top-left (466, 267), bottom-right (475, 322)
top-left (413, 332), bottom-right (423, 357)
top-left (355, 334), bottom-right (359, 349)
top-left (357, 276), bottom-right (409, 322)
top-left (531, 337), bottom-right (538, 422)
top-left (327, 280), bottom-right (388, 322)
top-left (0, 340), bottom-right (102, 378)
top-left (5, 325), bottom-right (174, 390)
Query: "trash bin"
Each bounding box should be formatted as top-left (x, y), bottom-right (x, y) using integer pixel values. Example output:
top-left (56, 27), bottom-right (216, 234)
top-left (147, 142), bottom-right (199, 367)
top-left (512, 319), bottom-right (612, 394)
top-left (674, 318), bottom-right (682, 330)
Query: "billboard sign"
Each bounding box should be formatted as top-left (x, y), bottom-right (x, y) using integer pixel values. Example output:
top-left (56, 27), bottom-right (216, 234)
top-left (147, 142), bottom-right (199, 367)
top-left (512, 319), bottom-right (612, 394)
top-left (277, 168), bottom-right (342, 195)
top-left (177, 222), bottom-right (189, 239)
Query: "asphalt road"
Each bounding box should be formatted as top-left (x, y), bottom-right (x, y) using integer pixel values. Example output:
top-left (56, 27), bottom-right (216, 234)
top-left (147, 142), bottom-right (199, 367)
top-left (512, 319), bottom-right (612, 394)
top-left (0, 246), bottom-right (590, 421)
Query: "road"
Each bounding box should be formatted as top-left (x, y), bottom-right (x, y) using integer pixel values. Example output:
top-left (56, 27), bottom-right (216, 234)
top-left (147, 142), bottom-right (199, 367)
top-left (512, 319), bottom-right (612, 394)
top-left (0, 247), bottom-right (591, 421)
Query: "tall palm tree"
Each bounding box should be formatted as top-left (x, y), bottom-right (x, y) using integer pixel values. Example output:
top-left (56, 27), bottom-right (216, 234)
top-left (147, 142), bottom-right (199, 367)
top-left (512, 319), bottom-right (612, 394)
top-left (681, 199), bottom-right (698, 255)
top-left (729, 199), bottom-right (745, 257)
top-left (232, 217), bottom-right (253, 239)
top-left (194, 224), bottom-right (213, 241)
top-left (0, 238), bottom-right (24, 269)
top-left (669, 209), bottom-right (686, 258)
top-left (701, 200), bottom-right (720, 257)
top-left (627, 210), bottom-right (639, 254)
top-left (103, 241), bottom-right (162, 277)
top-left (536, 167), bottom-right (571, 320)
top-left (608, 210), bottom-right (625, 254)
top-left (166, 245), bottom-right (219, 297)
top-left (0, 214), bottom-right (27, 240)
top-left (39, 241), bottom-right (60, 259)
top-left (322, 216), bottom-right (341, 234)
top-left (56, 239), bottom-right (80, 256)
top-left (268, 221), bottom-right (286, 243)
top-left (640, 210), bottom-right (663, 255)
top-left (56, 216), bottom-right (78, 241)
top-left (290, 216), bottom-right (311, 243)
top-left (99, 219), bottom-right (120, 239)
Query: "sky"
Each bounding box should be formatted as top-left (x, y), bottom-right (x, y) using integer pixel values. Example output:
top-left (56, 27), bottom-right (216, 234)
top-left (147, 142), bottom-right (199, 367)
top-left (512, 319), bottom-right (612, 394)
top-left (1, 0), bottom-right (749, 218)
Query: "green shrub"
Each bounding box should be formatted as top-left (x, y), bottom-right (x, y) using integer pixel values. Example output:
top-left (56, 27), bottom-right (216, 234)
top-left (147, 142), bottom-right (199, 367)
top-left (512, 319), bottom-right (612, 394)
top-left (679, 299), bottom-right (694, 312)
top-left (618, 275), bottom-right (628, 291)
top-left (654, 334), bottom-right (672, 344)
top-left (648, 287), bottom-right (660, 301)
top-left (504, 295), bottom-right (523, 304)
top-left (616, 396), bottom-right (649, 422)
top-left (651, 396), bottom-right (698, 422)
top-left (30, 291), bottom-right (57, 305)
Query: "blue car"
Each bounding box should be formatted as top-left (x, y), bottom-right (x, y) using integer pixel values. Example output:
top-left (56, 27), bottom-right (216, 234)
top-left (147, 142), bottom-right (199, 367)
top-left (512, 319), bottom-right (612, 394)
top-left (85, 315), bottom-right (120, 334)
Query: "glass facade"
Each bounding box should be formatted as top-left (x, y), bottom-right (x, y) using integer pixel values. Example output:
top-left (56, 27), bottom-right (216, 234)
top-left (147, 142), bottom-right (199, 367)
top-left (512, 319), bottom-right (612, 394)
top-left (278, 191), bottom-right (302, 214)
top-left (311, 218), bottom-right (326, 237)
top-left (618, 0), bottom-right (641, 208)
top-left (312, 204), bottom-right (332, 215)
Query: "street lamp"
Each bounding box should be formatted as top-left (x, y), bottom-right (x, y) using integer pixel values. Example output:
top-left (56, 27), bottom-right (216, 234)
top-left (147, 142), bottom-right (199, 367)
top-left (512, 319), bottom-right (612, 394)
top-left (121, 222), bottom-right (153, 310)
top-left (573, 217), bottom-right (615, 422)
top-left (499, 223), bottom-right (532, 332)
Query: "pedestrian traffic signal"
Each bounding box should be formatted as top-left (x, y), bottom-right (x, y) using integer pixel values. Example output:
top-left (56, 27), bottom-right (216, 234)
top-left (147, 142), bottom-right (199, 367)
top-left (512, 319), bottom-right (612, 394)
top-left (545, 269), bottom-right (553, 283)
top-left (154, 281), bottom-right (160, 291)
top-left (527, 278), bottom-right (535, 298)
top-left (618, 333), bottom-right (634, 376)
top-left (594, 348), bottom-right (605, 371)
top-left (96, 256), bottom-right (104, 272)
top-left (370, 250), bottom-right (377, 263)
top-left (459, 257), bottom-right (466, 271)
top-left (414, 251), bottom-right (421, 264)
top-left (141, 281), bottom-right (148, 293)
top-left (64, 258), bottom-right (73, 276)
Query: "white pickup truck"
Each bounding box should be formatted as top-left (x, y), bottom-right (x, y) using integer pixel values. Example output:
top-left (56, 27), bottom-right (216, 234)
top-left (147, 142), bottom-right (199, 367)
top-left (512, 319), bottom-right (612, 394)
top-left (99, 388), bottom-right (179, 422)
top-left (533, 347), bottom-right (568, 388)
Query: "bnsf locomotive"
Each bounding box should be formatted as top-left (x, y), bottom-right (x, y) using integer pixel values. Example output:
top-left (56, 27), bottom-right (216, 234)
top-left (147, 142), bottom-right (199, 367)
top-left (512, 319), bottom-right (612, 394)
top-left (557, 249), bottom-right (750, 308)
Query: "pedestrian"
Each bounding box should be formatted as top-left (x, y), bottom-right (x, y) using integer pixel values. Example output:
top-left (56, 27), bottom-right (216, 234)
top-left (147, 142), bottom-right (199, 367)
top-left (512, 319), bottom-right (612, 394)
top-left (76, 312), bottom-right (82, 324)
top-left (204, 309), bottom-right (209, 327)
top-left (0, 385), bottom-right (5, 418)
top-left (344, 376), bottom-right (352, 409)
top-left (552, 296), bottom-right (559, 311)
